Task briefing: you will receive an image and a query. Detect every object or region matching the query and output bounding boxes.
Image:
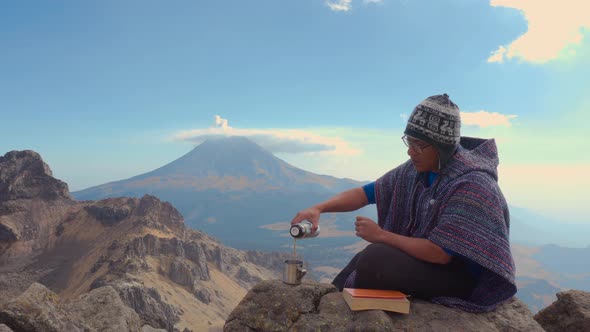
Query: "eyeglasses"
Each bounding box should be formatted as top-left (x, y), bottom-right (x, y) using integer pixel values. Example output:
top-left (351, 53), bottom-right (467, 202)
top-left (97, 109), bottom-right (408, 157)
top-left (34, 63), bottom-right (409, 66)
top-left (401, 135), bottom-right (432, 154)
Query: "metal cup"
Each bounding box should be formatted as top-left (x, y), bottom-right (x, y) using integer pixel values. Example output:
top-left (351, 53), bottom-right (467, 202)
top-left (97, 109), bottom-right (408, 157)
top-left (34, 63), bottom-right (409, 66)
top-left (283, 259), bottom-right (307, 285)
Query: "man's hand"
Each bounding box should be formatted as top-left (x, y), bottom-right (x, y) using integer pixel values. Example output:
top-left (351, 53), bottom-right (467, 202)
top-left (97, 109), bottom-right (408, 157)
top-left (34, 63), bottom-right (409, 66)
top-left (291, 207), bottom-right (321, 231)
top-left (354, 216), bottom-right (385, 243)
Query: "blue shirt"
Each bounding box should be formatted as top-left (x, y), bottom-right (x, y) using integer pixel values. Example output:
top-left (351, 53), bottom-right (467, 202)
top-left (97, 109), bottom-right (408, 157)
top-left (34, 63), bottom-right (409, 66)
top-left (362, 181), bottom-right (376, 205)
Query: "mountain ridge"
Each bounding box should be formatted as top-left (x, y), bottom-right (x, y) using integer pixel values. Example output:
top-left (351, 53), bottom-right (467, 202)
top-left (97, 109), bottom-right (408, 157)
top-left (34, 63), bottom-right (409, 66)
top-left (0, 149), bottom-right (288, 331)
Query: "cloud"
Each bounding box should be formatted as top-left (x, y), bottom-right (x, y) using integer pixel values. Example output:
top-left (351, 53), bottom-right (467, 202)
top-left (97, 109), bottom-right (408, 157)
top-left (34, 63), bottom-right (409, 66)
top-left (327, 0), bottom-right (352, 12)
top-left (488, 0), bottom-right (590, 63)
top-left (461, 110), bottom-right (517, 128)
top-left (172, 115), bottom-right (360, 155)
top-left (215, 115), bottom-right (229, 130)
top-left (499, 164), bottom-right (590, 222)
top-left (364, 0), bottom-right (384, 4)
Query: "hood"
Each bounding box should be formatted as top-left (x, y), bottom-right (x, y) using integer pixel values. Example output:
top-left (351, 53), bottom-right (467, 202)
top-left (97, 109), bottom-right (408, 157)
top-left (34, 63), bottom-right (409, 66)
top-left (443, 136), bottom-right (500, 181)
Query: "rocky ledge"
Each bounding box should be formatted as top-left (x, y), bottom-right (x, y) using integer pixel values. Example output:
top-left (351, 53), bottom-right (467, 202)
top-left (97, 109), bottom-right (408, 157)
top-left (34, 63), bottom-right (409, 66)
top-left (225, 280), bottom-right (547, 332)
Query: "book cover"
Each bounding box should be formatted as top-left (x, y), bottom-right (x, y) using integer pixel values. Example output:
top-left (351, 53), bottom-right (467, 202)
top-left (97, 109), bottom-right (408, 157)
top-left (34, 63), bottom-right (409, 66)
top-left (343, 288), bottom-right (410, 314)
top-left (344, 288), bottom-right (407, 299)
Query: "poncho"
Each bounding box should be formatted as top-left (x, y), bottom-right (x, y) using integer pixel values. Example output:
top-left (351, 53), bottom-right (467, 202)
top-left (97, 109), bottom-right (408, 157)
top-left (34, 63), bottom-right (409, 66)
top-left (346, 137), bottom-right (516, 312)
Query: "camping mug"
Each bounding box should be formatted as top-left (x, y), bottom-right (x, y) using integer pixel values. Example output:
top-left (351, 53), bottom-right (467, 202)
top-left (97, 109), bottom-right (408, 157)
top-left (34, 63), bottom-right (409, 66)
top-left (283, 259), bottom-right (306, 285)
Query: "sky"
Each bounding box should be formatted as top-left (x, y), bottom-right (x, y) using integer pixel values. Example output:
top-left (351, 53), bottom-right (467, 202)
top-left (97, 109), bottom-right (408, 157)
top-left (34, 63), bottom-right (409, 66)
top-left (1, 0), bottom-right (589, 223)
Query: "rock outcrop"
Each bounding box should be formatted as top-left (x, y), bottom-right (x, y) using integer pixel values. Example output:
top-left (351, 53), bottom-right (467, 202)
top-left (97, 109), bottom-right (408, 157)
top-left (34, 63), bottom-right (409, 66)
top-left (0, 282), bottom-right (144, 332)
top-left (0, 324), bottom-right (13, 332)
top-left (0, 150), bottom-right (71, 201)
top-left (107, 280), bottom-right (180, 332)
top-left (534, 290), bottom-right (590, 332)
top-left (224, 280), bottom-right (545, 332)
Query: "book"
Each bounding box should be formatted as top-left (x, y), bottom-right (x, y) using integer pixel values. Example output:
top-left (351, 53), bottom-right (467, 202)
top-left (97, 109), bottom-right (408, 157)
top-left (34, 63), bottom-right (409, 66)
top-left (343, 288), bottom-right (410, 314)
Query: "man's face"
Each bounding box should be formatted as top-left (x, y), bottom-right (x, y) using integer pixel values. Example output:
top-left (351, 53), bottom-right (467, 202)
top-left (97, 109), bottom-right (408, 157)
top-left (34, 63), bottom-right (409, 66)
top-left (403, 135), bottom-right (439, 173)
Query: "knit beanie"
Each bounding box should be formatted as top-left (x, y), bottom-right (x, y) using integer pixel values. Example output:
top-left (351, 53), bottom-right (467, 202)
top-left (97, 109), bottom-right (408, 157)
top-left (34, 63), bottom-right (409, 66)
top-left (404, 93), bottom-right (461, 169)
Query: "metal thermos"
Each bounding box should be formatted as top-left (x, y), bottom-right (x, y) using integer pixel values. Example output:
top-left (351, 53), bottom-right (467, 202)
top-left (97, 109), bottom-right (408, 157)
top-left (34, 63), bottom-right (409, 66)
top-left (290, 221), bottom-right (320, 239)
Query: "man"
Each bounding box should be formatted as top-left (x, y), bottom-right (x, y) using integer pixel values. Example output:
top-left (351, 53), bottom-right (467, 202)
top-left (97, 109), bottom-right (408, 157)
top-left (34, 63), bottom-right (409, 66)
top-left (291, 94), bottom-right (516, 312)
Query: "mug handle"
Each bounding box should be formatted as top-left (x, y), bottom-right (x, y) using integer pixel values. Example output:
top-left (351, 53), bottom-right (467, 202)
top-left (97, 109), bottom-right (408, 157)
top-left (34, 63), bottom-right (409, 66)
top-left (297, 267), bottom-right (307, 280)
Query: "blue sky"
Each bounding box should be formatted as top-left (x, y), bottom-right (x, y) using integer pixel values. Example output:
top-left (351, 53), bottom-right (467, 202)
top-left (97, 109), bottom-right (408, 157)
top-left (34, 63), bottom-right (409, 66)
top-left (1, 0), bottom-right (589, 222)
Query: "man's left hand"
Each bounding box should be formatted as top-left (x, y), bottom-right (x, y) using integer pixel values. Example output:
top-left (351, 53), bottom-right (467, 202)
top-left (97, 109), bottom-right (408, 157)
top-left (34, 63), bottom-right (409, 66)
top-left (354, 216), bottom-right (384, 243)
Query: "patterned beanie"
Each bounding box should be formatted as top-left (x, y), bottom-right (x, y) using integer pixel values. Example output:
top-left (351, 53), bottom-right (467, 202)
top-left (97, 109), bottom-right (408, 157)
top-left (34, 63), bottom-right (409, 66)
top-left (404, 93), bottom-right (461, 169)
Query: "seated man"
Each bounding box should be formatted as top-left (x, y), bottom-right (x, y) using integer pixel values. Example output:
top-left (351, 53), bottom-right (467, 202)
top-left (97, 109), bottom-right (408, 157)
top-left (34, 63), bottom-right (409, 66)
top-left (291, 93), bottom-right (516, 312)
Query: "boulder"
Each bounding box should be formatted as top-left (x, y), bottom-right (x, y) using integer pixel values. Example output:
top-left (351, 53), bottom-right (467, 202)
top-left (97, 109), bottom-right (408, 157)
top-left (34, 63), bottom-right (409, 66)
top-left (224, 280), bottom-right (545, 332)
top-left (0, 324), bottom-right (13, 332)
top-left (224, 280), bottom-right (338, 331)
top-left (534, 290), bottom-right (590, 332)
top-left (111, 280), bottom-right (180, 331)
top-left (65, 285), bottom-right (142, 332)
top-left (0, 283), bottom-right (85, 332)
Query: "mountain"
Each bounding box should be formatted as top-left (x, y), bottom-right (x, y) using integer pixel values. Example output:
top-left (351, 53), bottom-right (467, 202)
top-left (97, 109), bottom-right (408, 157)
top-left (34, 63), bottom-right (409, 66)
top-left (516, 277), bottom-right (561, 313)
top-left (0, 150), bottom-right (288, 331)
top-left (73, 136), bottom-right (373, 254)
top-left (75, 136), bottom-right (362, 196)
top-left (509, 206), bottom-right (590, 248)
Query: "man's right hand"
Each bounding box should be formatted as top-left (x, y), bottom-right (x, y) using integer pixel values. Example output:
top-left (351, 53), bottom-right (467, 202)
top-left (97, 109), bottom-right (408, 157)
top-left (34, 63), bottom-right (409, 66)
top-left (290, 207), bottom-right (321, 232)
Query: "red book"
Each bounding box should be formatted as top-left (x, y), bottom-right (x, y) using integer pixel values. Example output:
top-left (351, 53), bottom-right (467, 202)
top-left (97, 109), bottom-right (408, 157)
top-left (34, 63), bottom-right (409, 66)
top-left (344, 288), bottom-right (407, 299)
top-left (343, 288), bottom-right (410, 314)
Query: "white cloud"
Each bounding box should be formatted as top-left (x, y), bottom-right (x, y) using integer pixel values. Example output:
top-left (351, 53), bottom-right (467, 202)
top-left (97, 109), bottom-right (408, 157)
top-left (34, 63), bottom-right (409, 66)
top-left (364, 0), bottom-right (384, 4)
top-left (172, 116), bottom-right (360, 155)
top-left (499, 164), bottom-right (590, 222)
top-left (488, 0), bottom-right (590, 63)
top-left (461, 110), bottom-right (517, 128)
top-left (215, 115), bottom-right (229, 130)
top-left (327, 0), bottom-right (352, 12)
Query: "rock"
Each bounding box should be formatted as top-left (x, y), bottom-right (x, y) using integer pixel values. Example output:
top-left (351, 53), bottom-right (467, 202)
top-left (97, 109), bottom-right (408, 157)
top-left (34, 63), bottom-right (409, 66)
top-left (169, 258), bottom-right (200, 287)
top-left (0, 283), bottom-right (85, 332)
top-left (534, 290), bottom-right (590, 332)
top-left (0, 324), bottom-right (13, 332)
top-left (224, 280), bottom-right (338, 332)
top-left (0, 150), bottom-right (71, 201)
top-left (236, 266), bottom-right (262, 284)
top-left (66, 286), bottom-right (142, 332)
top-left (0, 223), bottom-right (18, 242)
top-left (136, 195), bottom-right (184, 232)
top-left (245, 250), bottom-right (285, 272)
top-left (193, 286), bottom-right (213, 304)
top-left (224, 280), bottom-right (545, 332)
top-left (142, 325), bottom-right (168, 332)
top-left (204, 245), bottom-right (235, 273)
top-left (184, 241), bottom-right (209, 280)
top-left (111, 280), bottom-right (180, 332)
top-left (84, 198), bottom-right (134, 225)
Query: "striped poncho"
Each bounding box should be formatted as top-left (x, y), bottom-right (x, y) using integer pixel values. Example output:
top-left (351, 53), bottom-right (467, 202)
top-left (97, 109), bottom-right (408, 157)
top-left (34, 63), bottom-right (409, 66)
top-left (358, 137), bottom-right (516, 312)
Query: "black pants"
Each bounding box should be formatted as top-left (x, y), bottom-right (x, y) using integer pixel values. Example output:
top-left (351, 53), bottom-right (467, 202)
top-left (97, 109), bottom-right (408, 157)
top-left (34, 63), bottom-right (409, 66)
top-left (332, 243), bottom-right (476, 300)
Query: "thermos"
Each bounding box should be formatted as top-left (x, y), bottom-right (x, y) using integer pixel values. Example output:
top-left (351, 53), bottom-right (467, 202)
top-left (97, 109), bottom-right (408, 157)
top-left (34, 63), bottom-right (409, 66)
top-left (290, 221), bottom-right (320, 239)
